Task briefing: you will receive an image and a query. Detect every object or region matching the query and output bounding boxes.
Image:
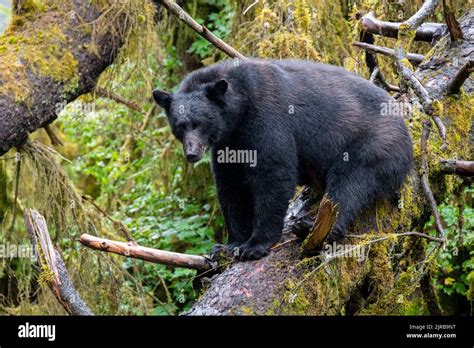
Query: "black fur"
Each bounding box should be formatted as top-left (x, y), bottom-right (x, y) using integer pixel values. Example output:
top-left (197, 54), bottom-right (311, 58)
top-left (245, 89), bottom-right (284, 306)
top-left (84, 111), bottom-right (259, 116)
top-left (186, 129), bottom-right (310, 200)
top-left (153, 59), bottom-right (413, 261)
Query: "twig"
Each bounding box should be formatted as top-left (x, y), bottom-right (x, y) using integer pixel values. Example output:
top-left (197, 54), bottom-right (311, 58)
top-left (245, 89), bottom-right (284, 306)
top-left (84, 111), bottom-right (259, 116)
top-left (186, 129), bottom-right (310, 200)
top-left (420, 121), bottom-right (446, 243)
top-left (441, 0), bottom-right (463, 41)
top-left (440, 159), bottom-right (474, 176)
top-left (80, 234), bottom-right (212, 271)
top-left (139, 105), bottom-right (157, 133)
top-left (353, 41), bottom-right (425, 63)
top-left (291, 230), bottom-right (444, 298)
top-left (447, 60), bottom-right (473, 95)
top-left (95, 87), bottom-right (145, 114)
top-left (270, 237), bottom-right (299, 251)
top-left (81, 194), bottom-right (136, 244)
top-left (360, 11), bottom-right (445, 43)
top-left (347, 231), bottom-right (445, 243)
top-left (243, 0), bottom-right (259, 16)
top-left (157, 0), bottom-right (247, 60)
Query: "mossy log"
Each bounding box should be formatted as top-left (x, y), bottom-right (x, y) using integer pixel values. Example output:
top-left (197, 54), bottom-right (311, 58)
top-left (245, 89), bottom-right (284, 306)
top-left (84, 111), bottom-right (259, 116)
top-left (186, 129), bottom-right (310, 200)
top-left (0, 0), bottom-right (134, 155)
top-left (186, 10), bottom-right (473, 316)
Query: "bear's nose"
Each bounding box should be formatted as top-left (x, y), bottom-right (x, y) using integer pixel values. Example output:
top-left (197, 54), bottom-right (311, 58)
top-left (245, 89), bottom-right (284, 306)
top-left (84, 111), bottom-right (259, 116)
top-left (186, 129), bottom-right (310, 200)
top-left (186, 153), bottom-right (200, 162)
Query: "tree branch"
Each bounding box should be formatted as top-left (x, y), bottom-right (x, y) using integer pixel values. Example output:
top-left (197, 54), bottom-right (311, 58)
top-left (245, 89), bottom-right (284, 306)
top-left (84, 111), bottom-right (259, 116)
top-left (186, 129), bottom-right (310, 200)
top-left (390, 0), bottom-right (446, 148)
top-left (447, 60), bottom-right (473, 95)
top-left (440, 159), bottom-right (474, 176)
top-left (95, 87), bottom-right (145, 114)
top-left (0, 1), bottom-right (127, 156)
top-left (441, 0), bottom-right (463, 41)
top-left (360, 11), bottom-right (445, 43)
top-left (79, 234), bottom-right (212, 271)
top-left (353, 41), bottom-right (425, 64)
top-left (156, 0), bottom-right (247, 60)
top-left (406, 0), bottom-right (441, 29)
top-left (420, 121), bottom-right (446, 242)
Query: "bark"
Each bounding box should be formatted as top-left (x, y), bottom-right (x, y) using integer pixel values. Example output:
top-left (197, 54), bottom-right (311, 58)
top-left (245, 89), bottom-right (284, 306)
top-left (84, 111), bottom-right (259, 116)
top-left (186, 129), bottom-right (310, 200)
top-left (0, 0), bottom-right (128, 155)
top-left (24, 209), bottom-right (93, 315)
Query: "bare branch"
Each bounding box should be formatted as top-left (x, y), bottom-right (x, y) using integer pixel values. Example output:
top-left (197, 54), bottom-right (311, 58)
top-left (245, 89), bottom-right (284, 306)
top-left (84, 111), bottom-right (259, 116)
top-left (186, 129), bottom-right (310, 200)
top-left (157, 0), bottom-right (247, 60)
top-left (80, 234), bottom-right (212, 271)
top-left (447, 60), bottom-right (473, 95)
top-left (353, 41), bottom-right (425, 63)
top-left (420, 121), bottom-right (446, 242)
top-left (406, 0), bottom-right (441, 29)
top-left (440, 159), bottom-right (474, 176)
top-left (95, 87), bottom-right (145, 114)
top-left (360, 11), bottom-right (445, 43)
top-left (389, 0), bottom-right (446, 148)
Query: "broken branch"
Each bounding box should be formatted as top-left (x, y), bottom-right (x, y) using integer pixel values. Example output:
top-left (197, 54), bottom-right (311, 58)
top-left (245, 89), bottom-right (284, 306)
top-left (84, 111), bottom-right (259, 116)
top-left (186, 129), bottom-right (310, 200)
top-left (24, 209), bottom-right (93, 315)
top-left (80, 234), bottom-right (212, 271)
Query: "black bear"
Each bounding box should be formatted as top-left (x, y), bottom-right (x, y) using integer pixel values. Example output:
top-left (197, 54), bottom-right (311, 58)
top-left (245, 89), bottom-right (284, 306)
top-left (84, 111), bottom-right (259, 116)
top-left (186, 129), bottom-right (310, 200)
top-left (153, 59), bottom-right (413, 261)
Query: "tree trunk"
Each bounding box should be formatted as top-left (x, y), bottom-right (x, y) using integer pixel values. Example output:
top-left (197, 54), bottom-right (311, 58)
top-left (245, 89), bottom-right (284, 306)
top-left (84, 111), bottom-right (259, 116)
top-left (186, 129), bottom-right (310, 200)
top-left (0, 0), bottom-right (131, 155)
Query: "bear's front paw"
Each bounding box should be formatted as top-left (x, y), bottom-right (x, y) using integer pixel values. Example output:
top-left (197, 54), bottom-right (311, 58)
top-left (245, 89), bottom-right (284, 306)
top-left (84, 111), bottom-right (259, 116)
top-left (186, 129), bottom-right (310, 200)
top-left (238, 243), bottom-right (269, 261)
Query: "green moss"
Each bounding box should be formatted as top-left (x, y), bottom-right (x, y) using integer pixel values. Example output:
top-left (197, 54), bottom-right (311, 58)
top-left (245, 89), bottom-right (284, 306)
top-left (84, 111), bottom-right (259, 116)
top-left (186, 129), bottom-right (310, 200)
top-left (0, 8), bottom-right (80, 102)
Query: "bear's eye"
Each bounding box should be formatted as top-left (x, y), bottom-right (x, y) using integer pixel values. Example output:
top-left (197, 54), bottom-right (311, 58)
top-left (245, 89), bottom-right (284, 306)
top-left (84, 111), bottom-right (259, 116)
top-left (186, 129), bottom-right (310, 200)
top-left (192, 121), bottom-right (203, 130)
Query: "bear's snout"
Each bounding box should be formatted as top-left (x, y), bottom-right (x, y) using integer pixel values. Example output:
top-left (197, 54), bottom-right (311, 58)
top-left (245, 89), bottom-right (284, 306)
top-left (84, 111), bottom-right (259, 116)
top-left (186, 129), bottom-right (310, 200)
top-left (183, 131), bottom-right (207, 163)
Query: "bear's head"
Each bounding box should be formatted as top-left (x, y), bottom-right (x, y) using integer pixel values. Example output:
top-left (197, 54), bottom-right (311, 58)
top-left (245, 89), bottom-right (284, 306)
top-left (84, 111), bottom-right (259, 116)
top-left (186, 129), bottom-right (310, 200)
top-left (152, 79), bottom-right (232, 163)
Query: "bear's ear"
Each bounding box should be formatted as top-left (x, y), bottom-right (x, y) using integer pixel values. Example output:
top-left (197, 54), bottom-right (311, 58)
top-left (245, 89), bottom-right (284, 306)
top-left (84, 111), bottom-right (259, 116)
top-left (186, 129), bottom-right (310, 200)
top-left (206, 79), bottom-right (228, 101)
top-left (153, 89), bottom-right (172, 109)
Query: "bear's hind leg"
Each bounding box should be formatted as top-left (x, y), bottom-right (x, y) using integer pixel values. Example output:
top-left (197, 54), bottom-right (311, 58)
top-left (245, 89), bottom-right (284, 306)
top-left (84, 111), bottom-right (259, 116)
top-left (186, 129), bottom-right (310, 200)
top-left (325, 164), bottom-right (380, 242)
